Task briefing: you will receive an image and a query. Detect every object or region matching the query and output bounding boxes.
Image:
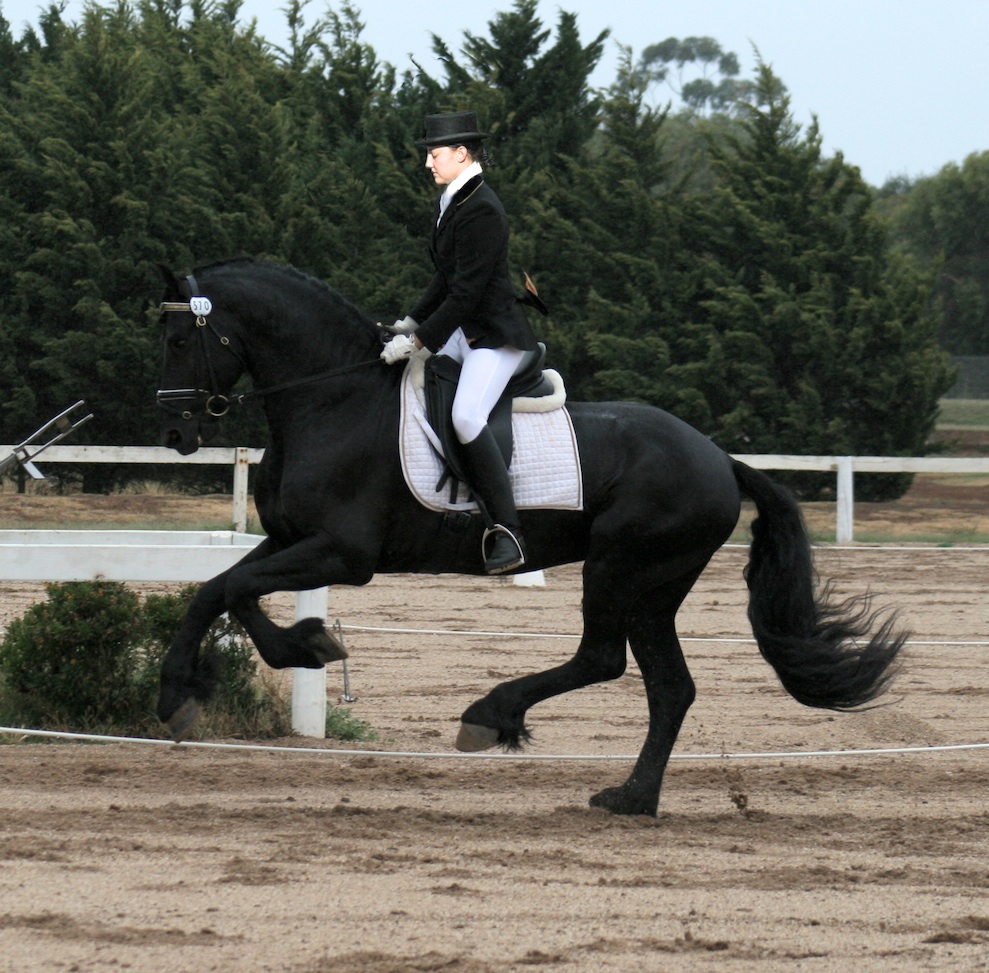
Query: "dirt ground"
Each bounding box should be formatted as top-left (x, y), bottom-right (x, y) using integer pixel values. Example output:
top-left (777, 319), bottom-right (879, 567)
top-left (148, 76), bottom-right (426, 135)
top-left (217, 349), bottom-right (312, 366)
top-left (1, 482), bottom-right (988, 972)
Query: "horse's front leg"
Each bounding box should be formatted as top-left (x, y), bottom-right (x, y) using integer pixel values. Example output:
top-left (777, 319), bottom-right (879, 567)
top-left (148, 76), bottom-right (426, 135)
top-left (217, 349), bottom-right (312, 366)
top-left (157, 569), bottom-right (234, 739)
top-left (222, 533), bottom-right (370, 670)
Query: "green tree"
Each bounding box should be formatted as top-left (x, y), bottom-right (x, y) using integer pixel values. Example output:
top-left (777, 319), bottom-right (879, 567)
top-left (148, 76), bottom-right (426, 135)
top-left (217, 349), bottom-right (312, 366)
top-left (0, 2), bottom-right (955, 506)
top-left (0, 1), bottom-right (292, 472)
top-left (686, 64), bottom-right (952, 498)
top-left (885, 151), bottom-right (989, 354)
top-left (0, 3), bottom-right (168, 478)
top-left (273, 2), bottom-right (428, 314)
top-left (0, 4), bottom-right (30, 93)
top-left (420, 0), bottom-right (607, 189)
top-left (637, 35), bottom-right (758, 115)
top-left (514, 49), bottom-right (690, 410)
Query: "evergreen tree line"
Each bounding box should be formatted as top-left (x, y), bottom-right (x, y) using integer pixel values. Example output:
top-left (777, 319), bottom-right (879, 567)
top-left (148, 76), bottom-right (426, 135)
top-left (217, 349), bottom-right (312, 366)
top-left (878, 151), bottom-right (989, 357)
top-left (0, 0), bottom-right (957, 499)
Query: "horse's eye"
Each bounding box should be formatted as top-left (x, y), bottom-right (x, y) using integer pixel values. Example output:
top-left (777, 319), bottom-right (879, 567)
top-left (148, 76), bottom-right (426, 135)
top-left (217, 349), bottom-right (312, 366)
top-left (168, 334), bottom-right (190, 351)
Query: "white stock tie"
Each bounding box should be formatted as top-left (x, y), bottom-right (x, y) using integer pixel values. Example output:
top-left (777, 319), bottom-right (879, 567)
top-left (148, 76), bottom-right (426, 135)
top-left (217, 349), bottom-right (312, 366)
top-left (437, 192), bottom-right (451, 224)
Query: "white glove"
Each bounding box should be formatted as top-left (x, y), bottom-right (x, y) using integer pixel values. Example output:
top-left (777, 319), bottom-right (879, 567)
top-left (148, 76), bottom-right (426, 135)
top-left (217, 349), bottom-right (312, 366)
top-left (380, 333), bottom-right (417, 364)
top-left (376, 315), bottom-right (417, 339)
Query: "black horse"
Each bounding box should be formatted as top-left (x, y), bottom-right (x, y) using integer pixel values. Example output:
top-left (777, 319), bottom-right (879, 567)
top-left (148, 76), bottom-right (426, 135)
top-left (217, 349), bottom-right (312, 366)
top-left (155, 258), bottom-right (906, 816)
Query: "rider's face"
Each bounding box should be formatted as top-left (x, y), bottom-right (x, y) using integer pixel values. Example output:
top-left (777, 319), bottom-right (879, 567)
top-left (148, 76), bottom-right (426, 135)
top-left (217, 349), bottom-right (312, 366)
top-left (425, 144), bottom-right (472, 186)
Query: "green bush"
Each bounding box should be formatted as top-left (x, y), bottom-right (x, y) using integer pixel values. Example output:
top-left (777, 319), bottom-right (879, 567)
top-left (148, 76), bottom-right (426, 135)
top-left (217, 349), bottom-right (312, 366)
top-left (0, 582), bottom-right (377, 743)
top-left (0, 582), bottom-right (293, 737)
top-left (325, 705), bottom-right (378, 743)
top-left (0, 581), bottom-right (145, 727)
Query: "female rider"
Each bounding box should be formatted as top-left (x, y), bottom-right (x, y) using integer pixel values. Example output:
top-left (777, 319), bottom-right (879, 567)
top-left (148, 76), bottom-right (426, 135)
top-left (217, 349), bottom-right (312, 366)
top-left (380, 111), bottom-right (539, 575)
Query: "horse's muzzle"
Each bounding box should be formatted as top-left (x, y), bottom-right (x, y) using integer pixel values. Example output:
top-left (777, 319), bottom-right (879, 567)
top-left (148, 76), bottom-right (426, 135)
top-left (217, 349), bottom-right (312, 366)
top-left (161, 415), bottom-right (220, 455)
top-left (162, 425), bottom-right (201, 455)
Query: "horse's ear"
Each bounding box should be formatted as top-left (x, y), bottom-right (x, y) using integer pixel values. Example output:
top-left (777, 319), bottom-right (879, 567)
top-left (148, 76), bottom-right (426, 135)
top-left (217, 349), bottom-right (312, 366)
top-left (157, 262), bottom-right (183, 301)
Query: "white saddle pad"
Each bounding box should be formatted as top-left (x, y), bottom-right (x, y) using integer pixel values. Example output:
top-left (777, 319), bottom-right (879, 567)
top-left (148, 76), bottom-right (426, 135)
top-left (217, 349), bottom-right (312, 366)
top-left (399, 354), bottom-right (584, 513)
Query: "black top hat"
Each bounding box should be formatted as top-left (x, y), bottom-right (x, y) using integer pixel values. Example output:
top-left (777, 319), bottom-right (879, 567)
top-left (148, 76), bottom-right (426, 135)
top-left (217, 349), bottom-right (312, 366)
top-left (415, 111), bottom-right (489, 148)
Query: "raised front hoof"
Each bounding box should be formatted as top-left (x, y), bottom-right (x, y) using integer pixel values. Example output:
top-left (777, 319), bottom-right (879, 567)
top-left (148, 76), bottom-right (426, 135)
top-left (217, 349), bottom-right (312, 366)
top-left (286, 617), bottom-right (348, 666)
top-left (455, 722), bottom-right (501, 752)
top-left (165, 698), bottom-right (202, 743)
top-left (310, 627), bottom-right (348, 664)
top-left (589, 785), bottom-right (658, 817)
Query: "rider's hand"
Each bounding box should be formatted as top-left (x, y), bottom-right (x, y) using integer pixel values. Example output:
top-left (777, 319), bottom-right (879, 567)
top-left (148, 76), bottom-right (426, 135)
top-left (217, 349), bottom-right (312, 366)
top-left (391, 315), bottom-right (417, 335)
top-left (380, 333), bottom-right (417, 364)
top-left (376, 315), bottom-right (417, 342)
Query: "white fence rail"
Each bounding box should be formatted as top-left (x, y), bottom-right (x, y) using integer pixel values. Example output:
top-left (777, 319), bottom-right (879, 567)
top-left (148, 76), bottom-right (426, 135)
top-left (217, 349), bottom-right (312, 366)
top-left (4, 445), bottom-right (988, 543)
top-left (1, 444), bottom-right (264, 533)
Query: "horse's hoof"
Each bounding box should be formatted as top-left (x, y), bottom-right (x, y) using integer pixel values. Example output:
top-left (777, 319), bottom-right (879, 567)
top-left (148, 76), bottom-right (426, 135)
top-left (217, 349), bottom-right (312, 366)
top-left (589, 785), bottom-right (658, 817)
top-left (455, 722), bottom-right (500, 752)
top-left (167, 698), bottom-right (201, 742)
top-left (311, 628), bottom-right (348, 664)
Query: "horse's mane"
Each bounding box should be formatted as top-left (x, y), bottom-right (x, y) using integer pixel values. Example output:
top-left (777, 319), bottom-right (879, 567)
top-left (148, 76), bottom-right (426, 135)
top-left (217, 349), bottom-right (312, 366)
top-left (193, 257), bottom-right (377, 332)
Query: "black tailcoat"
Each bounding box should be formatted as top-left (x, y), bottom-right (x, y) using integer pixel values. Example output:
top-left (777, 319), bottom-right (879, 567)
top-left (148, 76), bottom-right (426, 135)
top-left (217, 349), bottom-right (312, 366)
top-left (410, 174), bottom-right (538, 353)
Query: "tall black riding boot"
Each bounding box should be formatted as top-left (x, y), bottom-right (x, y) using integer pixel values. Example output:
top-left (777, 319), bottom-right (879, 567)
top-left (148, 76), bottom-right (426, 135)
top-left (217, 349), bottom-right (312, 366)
top-left (458, 427), bottom-right (527, 575)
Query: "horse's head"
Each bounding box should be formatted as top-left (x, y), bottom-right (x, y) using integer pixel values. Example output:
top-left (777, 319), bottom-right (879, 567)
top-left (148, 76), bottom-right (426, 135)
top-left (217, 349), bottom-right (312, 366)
top-left (156, 266), bottom-right (247, 455)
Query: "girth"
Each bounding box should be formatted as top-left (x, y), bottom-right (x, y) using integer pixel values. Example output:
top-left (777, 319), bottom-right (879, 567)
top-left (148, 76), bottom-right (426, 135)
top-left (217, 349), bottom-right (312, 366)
top-left (424, 343), bottom-right (553, 501)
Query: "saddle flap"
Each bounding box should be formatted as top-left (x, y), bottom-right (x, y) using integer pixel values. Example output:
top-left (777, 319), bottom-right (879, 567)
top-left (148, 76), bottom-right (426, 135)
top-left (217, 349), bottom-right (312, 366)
top-left (424, 357), bottom-right (513, 493)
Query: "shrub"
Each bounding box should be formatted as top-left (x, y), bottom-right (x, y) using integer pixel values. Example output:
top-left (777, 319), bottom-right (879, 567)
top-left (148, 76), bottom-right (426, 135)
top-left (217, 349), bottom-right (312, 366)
top-left (325, 705), bottom-right (378, 742)
top-left (0, 581), bottom-right (145, 726)
top-left (0, 582), bottom-right (292, 737)
top-left (0, 582), bottom-right (376, 742)
top-left (137, 586), bottom-right (295, 739)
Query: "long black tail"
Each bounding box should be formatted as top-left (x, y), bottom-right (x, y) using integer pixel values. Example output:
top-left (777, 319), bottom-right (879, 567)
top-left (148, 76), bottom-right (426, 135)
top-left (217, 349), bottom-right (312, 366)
top-left (732, 459), bottom-right (907, 710)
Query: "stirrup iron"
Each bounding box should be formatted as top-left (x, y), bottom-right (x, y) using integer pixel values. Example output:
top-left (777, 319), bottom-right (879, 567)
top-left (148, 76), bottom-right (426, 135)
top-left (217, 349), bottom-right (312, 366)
top-left (482, 524), bottom-right (526, 575)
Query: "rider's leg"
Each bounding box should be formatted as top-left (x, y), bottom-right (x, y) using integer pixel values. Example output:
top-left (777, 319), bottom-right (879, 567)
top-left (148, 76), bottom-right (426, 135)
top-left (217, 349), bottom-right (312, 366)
top-left (451, 344), bottom-right (527, 575)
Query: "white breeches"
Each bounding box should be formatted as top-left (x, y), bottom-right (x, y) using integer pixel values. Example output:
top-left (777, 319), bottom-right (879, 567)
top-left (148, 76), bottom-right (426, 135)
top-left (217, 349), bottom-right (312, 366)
top-left (437, 328), bottom-right (525, 444)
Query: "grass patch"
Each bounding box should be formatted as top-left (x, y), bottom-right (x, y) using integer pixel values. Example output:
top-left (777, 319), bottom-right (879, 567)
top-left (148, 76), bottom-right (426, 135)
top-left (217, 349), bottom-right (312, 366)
top-left (325, 705), bottom-right (378, 742)
top-left (937, 398), bottom-right (989, 429)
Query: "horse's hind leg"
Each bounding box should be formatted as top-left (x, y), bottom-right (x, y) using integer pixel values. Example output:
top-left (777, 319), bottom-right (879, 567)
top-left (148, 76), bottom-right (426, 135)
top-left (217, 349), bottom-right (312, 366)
top-left (458, 551), bottom-right (636, 750)
top-left (589, 604), bottom-right (696, 816)
top-left (458, 612), bottom-right (628, 751)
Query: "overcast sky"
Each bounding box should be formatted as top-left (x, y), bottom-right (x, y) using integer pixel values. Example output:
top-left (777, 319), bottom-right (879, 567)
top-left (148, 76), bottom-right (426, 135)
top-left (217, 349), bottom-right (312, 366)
top-left (3, 0), bottom-right (986, 187)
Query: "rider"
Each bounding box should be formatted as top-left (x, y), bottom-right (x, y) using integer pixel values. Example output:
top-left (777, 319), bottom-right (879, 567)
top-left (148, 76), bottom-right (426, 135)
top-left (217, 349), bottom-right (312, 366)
top-left (380, 111), bottom-right (540, 575)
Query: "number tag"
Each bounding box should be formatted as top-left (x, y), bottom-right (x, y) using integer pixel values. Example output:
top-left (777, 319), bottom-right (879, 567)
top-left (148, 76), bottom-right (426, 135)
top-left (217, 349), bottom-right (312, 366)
top-left (190, 296), bottom-right (212, 316)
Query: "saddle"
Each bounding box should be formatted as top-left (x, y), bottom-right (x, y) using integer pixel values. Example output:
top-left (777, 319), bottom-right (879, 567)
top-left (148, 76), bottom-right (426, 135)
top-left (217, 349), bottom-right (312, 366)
top-left (424, 343), bottom-right (555, 500)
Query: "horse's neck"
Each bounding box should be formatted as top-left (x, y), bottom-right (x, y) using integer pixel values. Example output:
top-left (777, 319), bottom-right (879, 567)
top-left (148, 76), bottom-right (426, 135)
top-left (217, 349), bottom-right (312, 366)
top-left (244, 313), bottom-right (378, 392)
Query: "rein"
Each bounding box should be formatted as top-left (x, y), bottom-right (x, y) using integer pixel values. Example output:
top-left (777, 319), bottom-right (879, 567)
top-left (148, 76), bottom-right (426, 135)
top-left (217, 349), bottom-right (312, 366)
top-left (157, 286), bottom-right (382, 419)
top-left (228, 358), bottom-right (383, 406)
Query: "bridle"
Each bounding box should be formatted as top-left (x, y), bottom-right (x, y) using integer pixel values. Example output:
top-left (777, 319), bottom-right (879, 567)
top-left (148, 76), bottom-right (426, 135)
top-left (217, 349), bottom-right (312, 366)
top-left (157, 274), bottom-right (381, 421)
top-left (156, 274), bottom-right (246, 420)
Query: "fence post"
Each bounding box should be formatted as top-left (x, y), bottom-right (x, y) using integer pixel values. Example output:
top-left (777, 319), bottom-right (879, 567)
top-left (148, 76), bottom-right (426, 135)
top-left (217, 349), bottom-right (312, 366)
top-left (233, 447), bottom-right (250, 532)
top-left (291, 588), bottom-right (328, 738)
top-left (836, 457), bottom-right (854, 543)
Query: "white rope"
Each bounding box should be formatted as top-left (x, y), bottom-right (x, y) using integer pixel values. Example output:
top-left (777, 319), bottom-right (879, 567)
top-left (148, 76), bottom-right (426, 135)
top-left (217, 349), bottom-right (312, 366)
top-left (2, 726), bottom-right (987, 762)
top-left (725, 543), bottom-right (989, 552)
top-left (340, 623), bottom-right (989, 648)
